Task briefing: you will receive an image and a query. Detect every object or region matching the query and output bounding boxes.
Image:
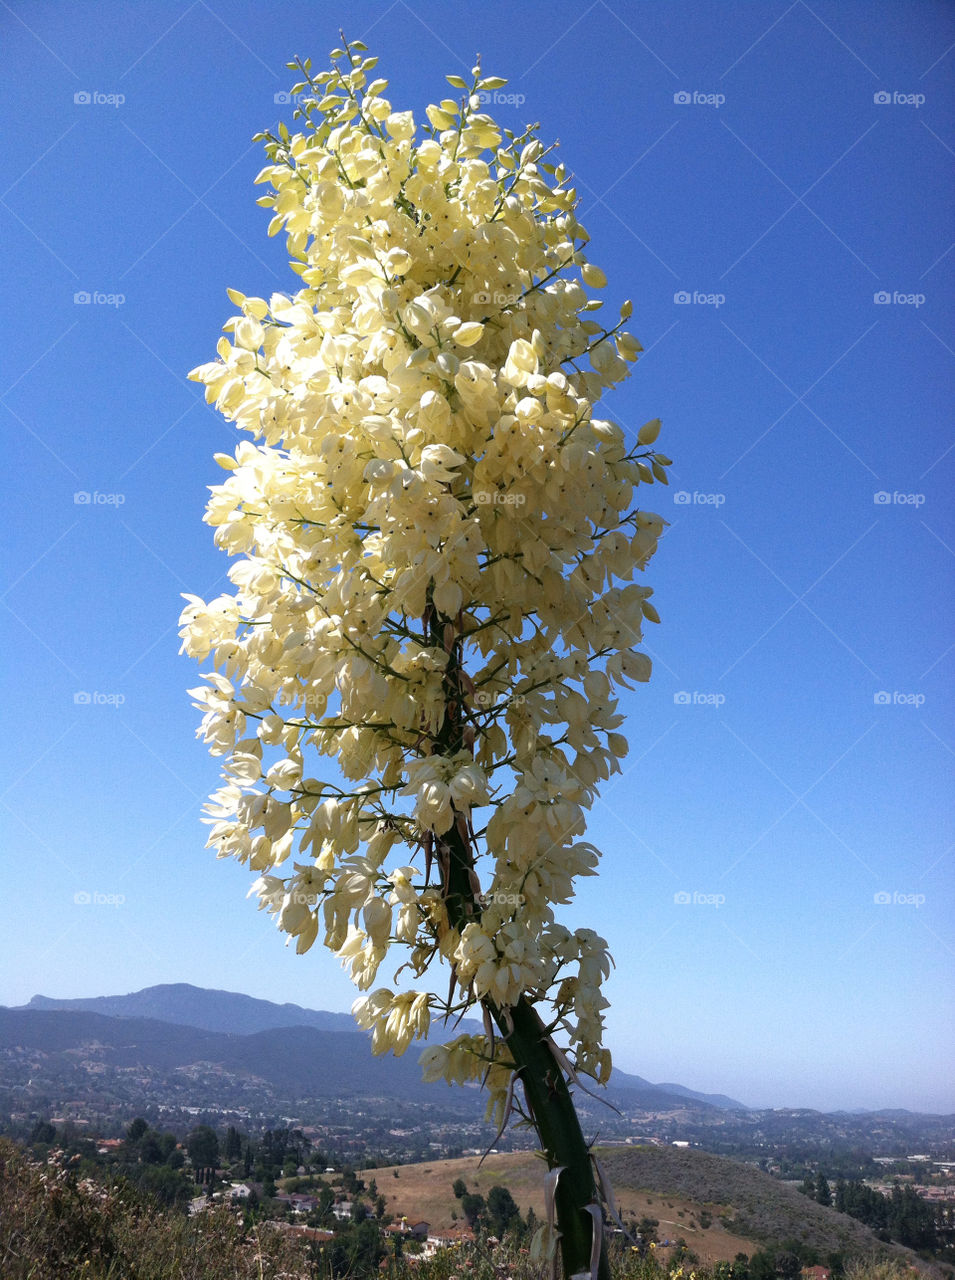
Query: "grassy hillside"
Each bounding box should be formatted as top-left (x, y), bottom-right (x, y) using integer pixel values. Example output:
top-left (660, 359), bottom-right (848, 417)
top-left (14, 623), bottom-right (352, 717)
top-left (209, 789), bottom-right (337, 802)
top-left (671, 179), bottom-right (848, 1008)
top-left (598, 1146), bottom-right (927, 1261)
top-left (368, 1149), bottom-right (754, 1263)
top-left (366, 1146), bottom-right (935, 1271)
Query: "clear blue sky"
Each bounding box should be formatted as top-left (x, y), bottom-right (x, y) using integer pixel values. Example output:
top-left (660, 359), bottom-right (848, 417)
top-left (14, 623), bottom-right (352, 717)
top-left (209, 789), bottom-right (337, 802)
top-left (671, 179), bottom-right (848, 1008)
top-left (2, 0), bottom-right (953, 1114)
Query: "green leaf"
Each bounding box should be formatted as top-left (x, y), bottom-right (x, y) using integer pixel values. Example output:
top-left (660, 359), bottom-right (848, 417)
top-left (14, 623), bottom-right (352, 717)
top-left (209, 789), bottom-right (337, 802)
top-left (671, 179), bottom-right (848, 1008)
top-left (446, 74), bottom-right (468, 89)
top-left (479, 76), bottom-right (508, 90)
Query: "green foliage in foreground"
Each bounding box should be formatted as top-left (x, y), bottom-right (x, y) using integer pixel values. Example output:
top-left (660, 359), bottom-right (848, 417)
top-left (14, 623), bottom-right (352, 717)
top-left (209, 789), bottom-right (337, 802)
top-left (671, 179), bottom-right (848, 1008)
top-left (0, 1139), bottom-right (940, 1280)
top-left (0, 1139), bottom-right (313, 1280)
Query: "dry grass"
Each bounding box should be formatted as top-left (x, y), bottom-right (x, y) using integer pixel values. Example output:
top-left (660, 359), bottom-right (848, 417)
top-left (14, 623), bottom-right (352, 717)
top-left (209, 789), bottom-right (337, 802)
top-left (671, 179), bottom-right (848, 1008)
top-left (366, 1150), bottom-right (755, 1263)
top-left (0, 1139), bottom-right (314, 1280)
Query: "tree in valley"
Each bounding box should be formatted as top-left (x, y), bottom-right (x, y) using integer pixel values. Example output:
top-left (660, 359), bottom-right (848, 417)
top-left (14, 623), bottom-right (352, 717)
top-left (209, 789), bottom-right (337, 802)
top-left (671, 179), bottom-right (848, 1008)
top-left (183, 36), bottom-right (669, 1280)
top-left (125, 1117), bottom-right (148, 1144)
top-left (186, 1125), bottom-right (219, 1180)
top-left (29, 1119), bottom-right (56, 1146)
top-left (461, 1192), bottom-right (486, 1231)
top-left (224, 1125), bottom-right (242, 1163)
top-left (486, 1183), bottom-right (521, 1237)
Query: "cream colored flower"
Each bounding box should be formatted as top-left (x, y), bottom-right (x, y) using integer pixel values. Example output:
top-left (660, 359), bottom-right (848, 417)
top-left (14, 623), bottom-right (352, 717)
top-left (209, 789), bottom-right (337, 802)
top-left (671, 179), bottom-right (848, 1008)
top-left (185, 37), bottom-right (670, 1091)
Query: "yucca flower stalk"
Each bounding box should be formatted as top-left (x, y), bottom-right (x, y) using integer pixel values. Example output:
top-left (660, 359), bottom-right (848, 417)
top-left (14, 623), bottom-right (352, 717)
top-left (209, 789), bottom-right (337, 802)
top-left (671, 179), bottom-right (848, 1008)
top-left (182, 37), bottom-right (670, 1279)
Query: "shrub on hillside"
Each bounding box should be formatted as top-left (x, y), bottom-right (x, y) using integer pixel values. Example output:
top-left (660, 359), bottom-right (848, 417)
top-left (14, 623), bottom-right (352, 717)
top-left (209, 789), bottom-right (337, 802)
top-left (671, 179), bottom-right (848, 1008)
top-left (0, 1139), bottom-right (313, 1279)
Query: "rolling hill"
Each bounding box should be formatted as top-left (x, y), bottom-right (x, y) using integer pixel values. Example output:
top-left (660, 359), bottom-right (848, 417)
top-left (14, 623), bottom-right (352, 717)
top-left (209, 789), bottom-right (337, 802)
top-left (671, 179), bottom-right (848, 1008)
top-left (0, 1009), bottom-right (464, 1105)
top-left (361, 1147), bottom-right (938, 1273)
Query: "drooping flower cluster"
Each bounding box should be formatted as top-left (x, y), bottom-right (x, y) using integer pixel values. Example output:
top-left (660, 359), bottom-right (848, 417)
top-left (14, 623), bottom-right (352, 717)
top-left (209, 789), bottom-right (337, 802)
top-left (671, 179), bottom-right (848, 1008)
top-left (182, 40), bottom-right (669, 1108)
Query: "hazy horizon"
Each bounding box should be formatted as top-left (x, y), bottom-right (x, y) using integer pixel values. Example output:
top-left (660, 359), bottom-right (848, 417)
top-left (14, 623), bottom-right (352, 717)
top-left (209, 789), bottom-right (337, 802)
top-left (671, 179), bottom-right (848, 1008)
top-left (5, 977), bottom-right (951, 1116)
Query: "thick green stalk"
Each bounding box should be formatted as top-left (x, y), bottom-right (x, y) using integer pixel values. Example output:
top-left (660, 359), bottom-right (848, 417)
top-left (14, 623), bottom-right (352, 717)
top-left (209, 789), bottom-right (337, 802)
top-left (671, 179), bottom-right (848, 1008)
top-left (491, 994), bottom-right (611, 1280)
top-left (427, 598), bottom-right (609, 1280)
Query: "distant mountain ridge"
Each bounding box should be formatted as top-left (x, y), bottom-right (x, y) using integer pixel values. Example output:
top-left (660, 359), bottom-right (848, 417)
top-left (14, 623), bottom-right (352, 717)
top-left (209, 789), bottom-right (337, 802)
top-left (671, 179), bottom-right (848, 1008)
top-left (15, 983), bottom-right (749, 1110)
top-left (0, 1006), bottom-right (736, 1116)
top-left (654, 1081), bottom-right (752, 1111)
top-left (0, 1008), bottom-right (461, 1104)
top-left (23, 984), bottom-right (359, 1037)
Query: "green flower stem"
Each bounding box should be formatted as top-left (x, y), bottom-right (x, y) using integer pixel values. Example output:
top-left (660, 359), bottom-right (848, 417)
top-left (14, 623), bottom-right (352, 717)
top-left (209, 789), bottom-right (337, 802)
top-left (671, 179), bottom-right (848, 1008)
top-left (492, 993), bottom-right (611, 1280)
top-left (429, 595), bottom-right (609, 1280)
